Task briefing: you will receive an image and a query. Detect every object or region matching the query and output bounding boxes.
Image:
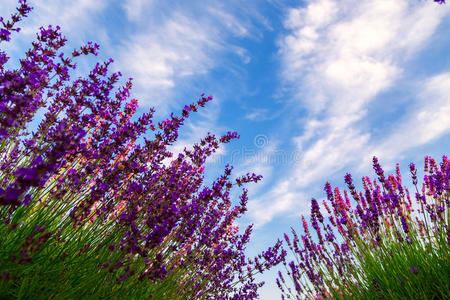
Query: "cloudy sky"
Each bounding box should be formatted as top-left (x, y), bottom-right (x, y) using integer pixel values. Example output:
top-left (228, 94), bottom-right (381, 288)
top-left (1, 0), bottom-right (449, 298)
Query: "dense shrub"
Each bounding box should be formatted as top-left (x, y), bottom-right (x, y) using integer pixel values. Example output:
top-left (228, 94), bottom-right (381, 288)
top-left (278, 156), bottom-right (449, 299)
top-left (0, 2), bottom-right (284, 299)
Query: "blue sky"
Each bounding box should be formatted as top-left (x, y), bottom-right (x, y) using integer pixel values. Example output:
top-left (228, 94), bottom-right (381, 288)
top-left (1, 0), bottom-right (450, 298)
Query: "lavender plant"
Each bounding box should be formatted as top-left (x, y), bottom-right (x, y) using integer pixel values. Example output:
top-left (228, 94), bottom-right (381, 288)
top-left (0, 1), bottom-right (285, 299)
top-left (278, 155), bottom-right (449, 299)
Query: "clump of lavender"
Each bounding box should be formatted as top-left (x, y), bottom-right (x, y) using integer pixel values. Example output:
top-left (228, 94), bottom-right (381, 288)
top-left (0, 2), bottom-right (284, 299)
top-left (278, 155), bottom-right (449, 299)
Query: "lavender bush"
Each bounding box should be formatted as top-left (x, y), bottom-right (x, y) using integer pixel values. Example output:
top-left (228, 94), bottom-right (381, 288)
top-left (278, 1), bottom-right (448, 296)
top-left (0, 1), bottom-right (285, 299)
top-left (278, 155), bottom-right (449, 299)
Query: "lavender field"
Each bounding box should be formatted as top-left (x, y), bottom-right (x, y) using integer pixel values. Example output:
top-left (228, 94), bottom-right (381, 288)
top-left (0, 1), bottom-right (449, 299)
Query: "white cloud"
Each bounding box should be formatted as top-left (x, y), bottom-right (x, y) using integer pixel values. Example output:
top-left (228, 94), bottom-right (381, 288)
top-left (248, 180), bottom-right (309, 227)
top-left (206, 6), bottom-right (250, 38)
top-left (0, 0), bottom-right (108, 63)
top-left (231, 136), bottom-right (304, 227)
top-left (119, 13), bottom-right (220, 89)
top-left (114, 2), bottom-right (265, 114)
top-left (284, 0), bottom-right (338, 30)
top-left (14, 0), bottom-right (105, 38)
top-left (117, 13), bottom-right (220, 110)
top-left (245, 108), bottom-right (270, 121)
top-left (122, 0), bottom-right (154, 20)
top-left (252, 0), bottom-right (450, 226)
top-left (364, 72), bottom-right (450, 165)
top-left (294, 128), bottom-right (370, 187)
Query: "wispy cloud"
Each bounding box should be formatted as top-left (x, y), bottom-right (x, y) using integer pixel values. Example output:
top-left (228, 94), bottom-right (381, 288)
top-left (233, 136), bottom-right (303, 227)
top-left (116, 13), bottom-right (222, 111)
top-left (3, 0), bottom-right (106, 38)
top-left (250, 0), bottom-right (450, 225)
top-left (248, 179), bottom-right (308, 227)
top-left (0, 1), bottom-right (108, 62)
top-left (116, 0), bottom-right (267, 114)
top-left (245, 109), bottom-right (271, 121)
top-left (122, 0), bottom-right (155, 20)
top-left (114, 1), bottom-right (273, 185)
top-left (364, 72), bottom-right (450, 165)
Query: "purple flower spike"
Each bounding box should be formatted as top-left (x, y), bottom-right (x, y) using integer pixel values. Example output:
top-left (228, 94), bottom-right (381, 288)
top-left (400, 215), bottom-right (409, 234)
top-left (409, 162), bottom-right (418, 185)
top-left (372, 278), bottom-right (382, 293)
top-left (373, 157), bottom-right (386, 183)
top-left (311, 198), bottom-right (323, 223)
top-left (277, 154), bottom-right (449, 299)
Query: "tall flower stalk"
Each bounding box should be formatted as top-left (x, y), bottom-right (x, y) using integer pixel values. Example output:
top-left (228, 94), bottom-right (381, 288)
top-left (278, 156), bottom-right (449, 299)
top-left (0, 2), bottom-right (284, 299)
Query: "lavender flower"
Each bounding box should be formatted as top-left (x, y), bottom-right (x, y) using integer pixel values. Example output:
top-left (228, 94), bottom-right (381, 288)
top-left (0, 2), bottom-right (283, 299)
